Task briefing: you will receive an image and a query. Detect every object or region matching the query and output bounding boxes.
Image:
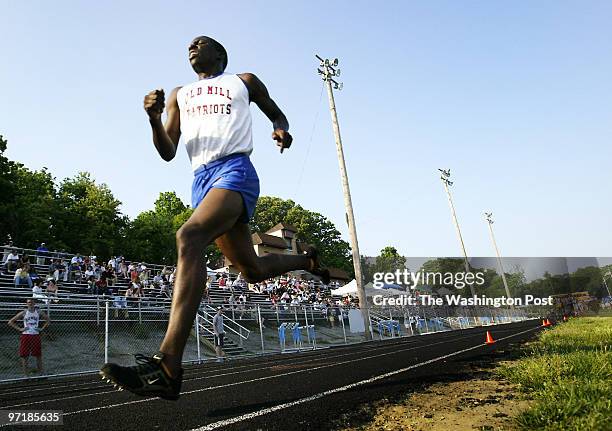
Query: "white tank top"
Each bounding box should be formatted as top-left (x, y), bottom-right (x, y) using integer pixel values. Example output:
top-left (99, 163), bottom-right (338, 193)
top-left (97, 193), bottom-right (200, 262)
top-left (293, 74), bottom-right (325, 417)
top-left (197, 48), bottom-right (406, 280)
top-left (177, 73), bottom-right (253, 171)
top-left (23, 309), bottom-right (40, 335)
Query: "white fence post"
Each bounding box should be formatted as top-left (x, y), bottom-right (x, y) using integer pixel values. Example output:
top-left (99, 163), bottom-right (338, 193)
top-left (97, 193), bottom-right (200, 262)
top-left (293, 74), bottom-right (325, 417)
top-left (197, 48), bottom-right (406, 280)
top-left (340, 308), bottom-right (347, 344)
top-left (257, 305), bottom-right (264, 354)
top-left (104, 300), bottom-right (109, 364)
top-left (195, 314), bottom-right (201, 364)
top-left (304, 306), bottom-right (310, 344)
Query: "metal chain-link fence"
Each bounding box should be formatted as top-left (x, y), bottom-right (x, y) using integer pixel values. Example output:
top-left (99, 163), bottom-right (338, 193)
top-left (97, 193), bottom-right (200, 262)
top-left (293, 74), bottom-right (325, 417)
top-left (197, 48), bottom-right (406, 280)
top-left (0, 295), bottom-right (546, 383)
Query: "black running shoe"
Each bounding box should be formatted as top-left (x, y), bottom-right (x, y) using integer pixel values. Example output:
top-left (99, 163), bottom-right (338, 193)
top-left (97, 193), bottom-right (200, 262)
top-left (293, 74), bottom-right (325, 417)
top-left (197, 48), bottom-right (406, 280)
top-left (99, 353), bottom-right (183, 400)
top-left (304, 246), bottom-right (331, 285)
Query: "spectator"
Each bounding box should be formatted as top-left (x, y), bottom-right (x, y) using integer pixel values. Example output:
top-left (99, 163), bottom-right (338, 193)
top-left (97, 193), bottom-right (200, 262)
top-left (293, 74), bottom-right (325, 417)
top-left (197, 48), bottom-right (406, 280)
top-left (1, 240), bottom-right (14, 262)
top-left (139, 266), bottom-right (149, 287)
top-left (32, 279), bottom-right (49, 303)
top-left (3, 249), bottom-right (20, 273)
top-left (14, 263), bottom-right (33, 288)
top-left (29, 265), bottom-right (41, 283)
top-left (86, 275), bottom-right (97, 294)
top-left (159, 282), bottom-right (171, 298)
top-left (105, 265), bottom-right (117, 286)
top-left (45, 279), bottom-right (59, 303)
top-left (212, 307), bottom-right (225, 363)
top-left (84, 265), bottom-right (95, 280)
top-left (129, 266), bottom-right (139, 284)
top-left (67, 260), bottom-right (81, 283)
top-left (218, 274), bottom-right (227, 290)
top-left (119, 259), bottom-right (128, 279)
top-left (70, 253), bottom-right (82, 266)
top-left (113, 295), bottom-right (128, 318)
top-left (108, 256), bottom-right (117, 272)
top-left (8, 298), bottom-right (49, 376)
top-left (20, 254), bottom-right (31, 266)
top-left (36, 243), bottom-right (49, 265)
top-left (48, 259), bottom-right (59, 281)
top-left (95, 277), bottom-right (109, 295)
top-left (125, 282), bottom-right (142, 305)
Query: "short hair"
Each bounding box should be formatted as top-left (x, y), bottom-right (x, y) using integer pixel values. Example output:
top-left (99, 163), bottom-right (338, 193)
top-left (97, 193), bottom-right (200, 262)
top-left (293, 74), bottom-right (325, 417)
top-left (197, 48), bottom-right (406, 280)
top-left (198, 36), bottom-right (228, 71)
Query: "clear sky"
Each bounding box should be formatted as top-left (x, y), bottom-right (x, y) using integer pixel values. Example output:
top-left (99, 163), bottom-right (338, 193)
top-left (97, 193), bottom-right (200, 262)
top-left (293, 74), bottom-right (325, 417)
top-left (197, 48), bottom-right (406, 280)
top-left (1, 1), bottom-right (611, 258)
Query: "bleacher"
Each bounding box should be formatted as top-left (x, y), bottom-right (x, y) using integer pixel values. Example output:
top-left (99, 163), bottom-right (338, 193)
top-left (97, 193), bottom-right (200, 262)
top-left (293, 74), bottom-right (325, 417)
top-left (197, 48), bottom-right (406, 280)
top-left (0, 244), bottom-right (343, 330)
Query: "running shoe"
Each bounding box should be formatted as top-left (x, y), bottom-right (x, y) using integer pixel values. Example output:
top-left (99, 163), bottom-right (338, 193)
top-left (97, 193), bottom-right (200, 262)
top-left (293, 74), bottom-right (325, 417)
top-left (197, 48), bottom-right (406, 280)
top-left (99, 352), bottom-right (183, 400)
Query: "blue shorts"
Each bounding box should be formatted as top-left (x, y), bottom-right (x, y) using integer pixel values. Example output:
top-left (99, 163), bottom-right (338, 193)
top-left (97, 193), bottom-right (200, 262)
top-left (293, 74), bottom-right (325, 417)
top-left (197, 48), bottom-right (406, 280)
top-left (191, 153), bottom-right (260, 223)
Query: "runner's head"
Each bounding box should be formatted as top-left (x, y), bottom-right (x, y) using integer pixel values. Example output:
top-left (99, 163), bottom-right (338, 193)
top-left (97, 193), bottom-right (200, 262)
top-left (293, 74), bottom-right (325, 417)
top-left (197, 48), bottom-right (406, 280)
top-left (26, 298), bottom-right (35, 310)
top-left (188, 36), bottom-right (228, 75)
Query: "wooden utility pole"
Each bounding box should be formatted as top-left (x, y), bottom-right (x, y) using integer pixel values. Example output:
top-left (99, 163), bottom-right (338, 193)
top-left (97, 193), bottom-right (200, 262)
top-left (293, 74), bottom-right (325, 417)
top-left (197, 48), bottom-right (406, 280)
top-left (439, 169), bottom-right (476, 297)
top-left (317, 55), bottom-right (371, 340)
top-left (485, 212), bottom-right (513, 302)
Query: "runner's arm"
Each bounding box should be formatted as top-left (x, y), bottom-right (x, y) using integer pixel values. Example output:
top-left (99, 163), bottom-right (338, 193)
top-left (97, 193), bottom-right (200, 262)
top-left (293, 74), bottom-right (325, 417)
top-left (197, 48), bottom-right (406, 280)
top-left (238, 73), bottom-right (292, 152)
top-left (145, 86), bottom-right (182, 161)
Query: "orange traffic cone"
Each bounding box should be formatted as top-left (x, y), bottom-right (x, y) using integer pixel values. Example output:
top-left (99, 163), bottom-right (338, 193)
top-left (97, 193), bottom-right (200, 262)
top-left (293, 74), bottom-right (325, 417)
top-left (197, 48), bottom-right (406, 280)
top-left (542, 319), bottom-right (548, 327)
top-left (563, 315), bottom-right (568, 322)
top-left (545, 319), bottom-right (553, 327)
top-left (485, 331), bottom-right (496, 345)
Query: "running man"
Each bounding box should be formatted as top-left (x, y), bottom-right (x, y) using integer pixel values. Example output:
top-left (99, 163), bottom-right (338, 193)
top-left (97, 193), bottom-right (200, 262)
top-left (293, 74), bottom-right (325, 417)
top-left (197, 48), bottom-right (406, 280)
top-left (8, 298), bottom-right (49, 376)
top-left (100, 36), bottom-right (329, 400)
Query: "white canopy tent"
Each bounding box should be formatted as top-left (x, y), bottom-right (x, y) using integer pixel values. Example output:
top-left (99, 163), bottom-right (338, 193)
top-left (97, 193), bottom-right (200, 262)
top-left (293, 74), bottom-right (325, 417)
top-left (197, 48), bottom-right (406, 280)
top-left (331, 279), bottom-right (407, 297)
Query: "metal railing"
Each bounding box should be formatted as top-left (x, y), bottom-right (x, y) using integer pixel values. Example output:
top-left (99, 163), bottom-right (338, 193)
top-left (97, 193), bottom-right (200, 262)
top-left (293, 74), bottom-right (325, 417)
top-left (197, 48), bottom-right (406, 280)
top-left (0, 294), bottom-right (546, 383)
top-left (199, 305), bottom-right (251, 341)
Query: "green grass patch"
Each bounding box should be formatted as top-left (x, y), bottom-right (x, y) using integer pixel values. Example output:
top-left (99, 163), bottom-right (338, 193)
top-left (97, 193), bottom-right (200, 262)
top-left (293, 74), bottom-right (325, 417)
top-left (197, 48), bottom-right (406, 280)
top-left (497, 317), bottom-right (612, 430)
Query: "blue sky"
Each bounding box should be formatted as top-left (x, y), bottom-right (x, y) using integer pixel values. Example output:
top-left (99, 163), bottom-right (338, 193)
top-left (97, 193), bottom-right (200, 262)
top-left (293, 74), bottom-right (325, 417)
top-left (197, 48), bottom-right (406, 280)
top-left (1, 1), bottom-right (611, 257)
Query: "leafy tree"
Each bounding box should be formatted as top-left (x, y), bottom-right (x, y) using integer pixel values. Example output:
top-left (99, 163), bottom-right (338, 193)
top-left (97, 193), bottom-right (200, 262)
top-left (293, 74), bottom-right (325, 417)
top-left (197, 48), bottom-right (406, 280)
top-left (53, 172), bottom-right (126, 258)
top-left (372, 246), bottom-right (406, 275)
top-left (0, 136), bottom-right (57, 249)
top-left (568, 266), bottom-right (607, 298)
top-left (124, 192), bottom-right (187, 264)
top-left (124, 192), bottom-right (223, 267)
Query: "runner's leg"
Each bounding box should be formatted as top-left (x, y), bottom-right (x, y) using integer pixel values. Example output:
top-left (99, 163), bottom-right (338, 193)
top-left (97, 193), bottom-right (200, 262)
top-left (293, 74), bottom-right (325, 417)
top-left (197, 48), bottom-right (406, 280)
top-left (215, 222), bottom-right (312, 283)
top-left (158, 188), bottom-right (244, 376)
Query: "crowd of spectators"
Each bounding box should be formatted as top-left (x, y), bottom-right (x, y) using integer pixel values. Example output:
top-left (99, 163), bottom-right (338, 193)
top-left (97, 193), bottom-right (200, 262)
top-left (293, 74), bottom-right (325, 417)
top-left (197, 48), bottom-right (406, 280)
top-left (2, 242), bottom-right (177, 303)
top-left (2, 242), bottom-right (354, 313)
top-left (210, 271), bottom-right (355, 311)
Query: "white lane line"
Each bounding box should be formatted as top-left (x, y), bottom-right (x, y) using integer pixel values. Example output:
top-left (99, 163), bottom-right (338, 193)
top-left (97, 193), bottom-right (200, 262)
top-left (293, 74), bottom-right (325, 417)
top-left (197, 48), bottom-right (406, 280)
top-left (191, 326), bottom-right (540, 431)
top-left (60, 330), bottom-right (488, 416)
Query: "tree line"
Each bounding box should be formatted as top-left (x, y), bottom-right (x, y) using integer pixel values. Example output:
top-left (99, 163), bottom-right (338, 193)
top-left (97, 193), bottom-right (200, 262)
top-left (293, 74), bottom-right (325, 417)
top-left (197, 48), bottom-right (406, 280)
top-left (0, 135), bottom-right (353, 274)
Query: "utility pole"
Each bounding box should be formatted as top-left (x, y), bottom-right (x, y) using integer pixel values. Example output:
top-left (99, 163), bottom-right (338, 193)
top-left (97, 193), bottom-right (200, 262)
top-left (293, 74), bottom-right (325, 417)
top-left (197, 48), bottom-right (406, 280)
top-left (603, 271), bottom-right (612, 297)
top-left (317, 55), bottom-right (370, 340)
top-left (485, 212), bottom-right (513, 302)
top-left (438, 169), bottom-right (476, 296)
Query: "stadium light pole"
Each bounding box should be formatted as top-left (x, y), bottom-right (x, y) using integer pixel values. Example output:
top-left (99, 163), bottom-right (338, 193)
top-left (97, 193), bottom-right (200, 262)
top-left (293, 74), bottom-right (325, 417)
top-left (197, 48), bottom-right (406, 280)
top-left (485, 212), bottom-right (513, 302)
top-left (438, 169), bottom-right (476, 296)
top-left (603, 271), bottom-right (612, 297)
top-left (316, 55), bottom-right (371, 340)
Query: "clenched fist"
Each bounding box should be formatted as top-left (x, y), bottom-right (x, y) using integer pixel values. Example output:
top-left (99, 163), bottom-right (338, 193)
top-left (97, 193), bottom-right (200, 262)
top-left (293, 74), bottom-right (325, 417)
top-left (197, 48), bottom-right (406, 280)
top-left (272, 129), bottom-right (292, 153)
top-left (144, 89), bottom-right (165, 120)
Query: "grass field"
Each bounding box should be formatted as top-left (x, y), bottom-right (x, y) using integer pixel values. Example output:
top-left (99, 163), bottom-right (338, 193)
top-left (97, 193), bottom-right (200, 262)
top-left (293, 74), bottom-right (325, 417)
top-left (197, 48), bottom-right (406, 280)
top-left (498, 316), bottom-right (612, 430)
